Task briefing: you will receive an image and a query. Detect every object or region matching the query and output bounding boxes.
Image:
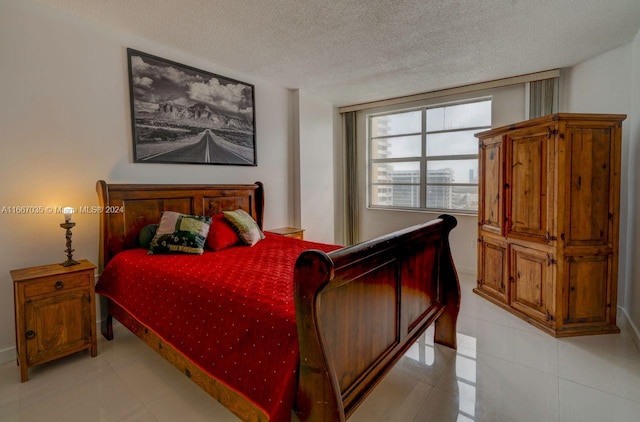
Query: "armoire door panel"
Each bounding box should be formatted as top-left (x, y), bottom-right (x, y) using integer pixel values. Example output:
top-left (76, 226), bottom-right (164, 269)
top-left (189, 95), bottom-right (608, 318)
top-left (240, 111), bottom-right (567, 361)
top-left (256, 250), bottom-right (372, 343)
top-left (480, 136), bottom-right (504, 234)
top-left (478, 234), bottom-right (508, 303)
top-left (510, 244), bottom-right (553, 324)
top-left (565, 127), bottom-right (613, 247)
top-left (507, 127), bottom-right (551, 242)
top-left (564, 255), bottom-right (610, 324)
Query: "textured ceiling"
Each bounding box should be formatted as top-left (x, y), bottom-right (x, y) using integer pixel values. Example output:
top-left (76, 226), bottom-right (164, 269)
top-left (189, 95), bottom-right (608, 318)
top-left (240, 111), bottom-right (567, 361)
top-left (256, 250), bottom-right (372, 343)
top-left (32, 0), bottom-right (640, 106)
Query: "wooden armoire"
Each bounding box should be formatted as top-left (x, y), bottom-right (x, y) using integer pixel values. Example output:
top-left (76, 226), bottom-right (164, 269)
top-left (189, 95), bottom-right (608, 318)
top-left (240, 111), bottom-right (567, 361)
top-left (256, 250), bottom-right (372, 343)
top-left (475, 113), bottom-right (626, 337)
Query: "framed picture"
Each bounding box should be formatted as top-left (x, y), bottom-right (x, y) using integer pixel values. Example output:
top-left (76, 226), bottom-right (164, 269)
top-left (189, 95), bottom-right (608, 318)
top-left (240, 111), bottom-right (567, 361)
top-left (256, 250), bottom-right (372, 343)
top-left (127, 48), bottom-right (256, 165)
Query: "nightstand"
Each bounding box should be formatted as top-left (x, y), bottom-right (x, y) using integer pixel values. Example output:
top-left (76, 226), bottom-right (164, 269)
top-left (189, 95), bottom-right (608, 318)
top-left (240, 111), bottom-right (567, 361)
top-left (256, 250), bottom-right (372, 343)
top-left (266, 226), bottom-right (305, 240)
top-left (11, 260), bottom-right (97, 382)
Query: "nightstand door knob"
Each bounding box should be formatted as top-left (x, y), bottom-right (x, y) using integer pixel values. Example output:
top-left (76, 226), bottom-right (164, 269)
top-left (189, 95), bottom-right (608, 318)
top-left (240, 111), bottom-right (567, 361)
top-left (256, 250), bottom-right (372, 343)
top-left (25, 330), bottom-right (36, 340)
top-left (55, 280), bottom-right (64, 290)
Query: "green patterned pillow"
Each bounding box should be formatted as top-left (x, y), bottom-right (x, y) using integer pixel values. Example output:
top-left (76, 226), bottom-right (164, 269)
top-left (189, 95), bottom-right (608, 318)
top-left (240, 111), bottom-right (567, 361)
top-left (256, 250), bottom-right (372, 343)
top-left (139, 224), bottom-right (158, 249)
top-left (223, 209), bottom-right (264, 246)
top-left (148, 211), bottom-right (211, 255)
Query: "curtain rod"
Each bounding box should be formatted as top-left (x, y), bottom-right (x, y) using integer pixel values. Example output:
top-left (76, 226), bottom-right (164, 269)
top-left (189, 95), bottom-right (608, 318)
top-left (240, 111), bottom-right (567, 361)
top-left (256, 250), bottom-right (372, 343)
top-left (338, 69), bottom-right (560, 113)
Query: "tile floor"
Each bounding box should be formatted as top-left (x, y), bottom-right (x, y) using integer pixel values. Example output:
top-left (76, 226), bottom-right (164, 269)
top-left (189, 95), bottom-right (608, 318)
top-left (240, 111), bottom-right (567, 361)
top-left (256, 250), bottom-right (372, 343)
top-left (1, 274), bottom-right (639, 421)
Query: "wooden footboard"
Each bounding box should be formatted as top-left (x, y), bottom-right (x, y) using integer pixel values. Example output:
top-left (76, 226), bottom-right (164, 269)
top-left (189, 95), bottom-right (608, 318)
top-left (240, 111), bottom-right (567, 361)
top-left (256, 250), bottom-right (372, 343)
top-left (294, 215), bottom-right (459, 421)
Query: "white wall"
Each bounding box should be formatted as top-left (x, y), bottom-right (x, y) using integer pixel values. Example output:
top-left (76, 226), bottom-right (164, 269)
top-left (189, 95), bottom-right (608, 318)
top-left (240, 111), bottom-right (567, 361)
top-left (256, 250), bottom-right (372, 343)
top-left (559, 43), bottom-right (636, 340)
top-left (0, 1), bottom-right (296, 362)
top-left (627, 30), bottom-right (640, 346)
top-left (294, 90), bottom-right (335, 244)
top-left (355, 85), bottom-right (526, 275)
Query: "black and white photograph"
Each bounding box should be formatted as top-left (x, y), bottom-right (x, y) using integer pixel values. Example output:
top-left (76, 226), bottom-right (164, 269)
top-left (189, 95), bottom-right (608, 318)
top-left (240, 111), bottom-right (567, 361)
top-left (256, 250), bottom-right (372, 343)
top-left (127, 49), bottom-right (256, 165)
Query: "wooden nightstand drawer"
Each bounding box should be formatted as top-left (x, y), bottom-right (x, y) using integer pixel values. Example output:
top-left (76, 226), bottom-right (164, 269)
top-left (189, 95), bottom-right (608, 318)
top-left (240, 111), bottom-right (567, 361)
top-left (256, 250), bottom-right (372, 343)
top-left (11, 259), bottom-right (97, 382)
top-left (23, 272), bottom-right (90, 298)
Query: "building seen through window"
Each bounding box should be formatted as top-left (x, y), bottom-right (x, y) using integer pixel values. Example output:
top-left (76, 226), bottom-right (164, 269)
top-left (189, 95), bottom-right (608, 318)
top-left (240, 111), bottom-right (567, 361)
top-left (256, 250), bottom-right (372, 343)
top-left (368, 99), bottom-right (490, 212)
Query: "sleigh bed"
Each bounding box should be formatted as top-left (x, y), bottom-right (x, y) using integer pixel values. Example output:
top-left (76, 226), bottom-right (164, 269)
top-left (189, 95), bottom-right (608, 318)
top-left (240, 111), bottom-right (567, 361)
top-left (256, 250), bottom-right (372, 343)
top-left (95, 180), bottom-right (460, 421)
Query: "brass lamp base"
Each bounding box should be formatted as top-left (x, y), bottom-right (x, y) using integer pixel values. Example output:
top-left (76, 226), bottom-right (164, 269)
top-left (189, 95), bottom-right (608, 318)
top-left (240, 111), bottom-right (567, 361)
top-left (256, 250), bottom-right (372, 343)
top-left (62, 257), bottom-right (80, 267)
top-left (60, 222), bottom-right (80, 267)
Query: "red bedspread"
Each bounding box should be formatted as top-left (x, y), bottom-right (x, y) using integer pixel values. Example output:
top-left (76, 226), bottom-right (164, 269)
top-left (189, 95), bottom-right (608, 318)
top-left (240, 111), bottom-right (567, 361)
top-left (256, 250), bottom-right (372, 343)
top-left (96, 234), bottom-right (341, 421)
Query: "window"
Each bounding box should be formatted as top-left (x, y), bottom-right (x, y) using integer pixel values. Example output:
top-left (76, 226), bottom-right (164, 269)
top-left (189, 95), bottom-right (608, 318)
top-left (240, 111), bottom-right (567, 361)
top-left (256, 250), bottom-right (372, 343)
top-left (368, 99), bottom-right (491, 213)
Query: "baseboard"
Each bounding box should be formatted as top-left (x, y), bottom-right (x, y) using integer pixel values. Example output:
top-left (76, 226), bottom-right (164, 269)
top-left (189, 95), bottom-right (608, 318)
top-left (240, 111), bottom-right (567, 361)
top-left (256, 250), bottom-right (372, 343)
top-left (619, 307), bottom-right (640, 352)
top-left (456, 266), bottom-right (476, 279)
top-left (0, 346), bottom-right (16, 365)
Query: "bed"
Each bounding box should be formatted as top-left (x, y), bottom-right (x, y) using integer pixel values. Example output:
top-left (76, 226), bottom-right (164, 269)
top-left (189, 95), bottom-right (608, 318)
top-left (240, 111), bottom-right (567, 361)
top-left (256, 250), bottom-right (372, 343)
top-left (95, 180), bottom-right (460, 421)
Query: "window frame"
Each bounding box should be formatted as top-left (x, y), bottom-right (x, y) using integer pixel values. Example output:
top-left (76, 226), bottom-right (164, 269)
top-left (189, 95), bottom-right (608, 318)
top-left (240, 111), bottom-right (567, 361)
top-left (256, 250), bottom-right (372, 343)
top-left (367, 97), bottom-right (491, 215)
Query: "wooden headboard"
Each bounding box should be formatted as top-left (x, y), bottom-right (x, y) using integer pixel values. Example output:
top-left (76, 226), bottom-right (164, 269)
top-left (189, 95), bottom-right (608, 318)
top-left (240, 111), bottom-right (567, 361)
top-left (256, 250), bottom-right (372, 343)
top-left (96, 180), bottom-right (264, 270)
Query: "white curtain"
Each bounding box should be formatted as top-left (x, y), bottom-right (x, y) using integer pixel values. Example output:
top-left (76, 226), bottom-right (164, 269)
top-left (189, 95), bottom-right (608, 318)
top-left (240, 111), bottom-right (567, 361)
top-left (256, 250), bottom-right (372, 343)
top-left (528, 78), bottom-right (558, 118)
top-left (343, 111), bottom-right (359, 245)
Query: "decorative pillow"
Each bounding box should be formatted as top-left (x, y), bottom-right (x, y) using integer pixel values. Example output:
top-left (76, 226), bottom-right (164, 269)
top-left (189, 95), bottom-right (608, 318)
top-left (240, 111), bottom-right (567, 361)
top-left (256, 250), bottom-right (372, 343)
top-left (148, 211), bottom-right (211, 255)
top-left (206, 213), bottom-right (241, 251)
top-left (138, 224), bottom-right (158, 249)
top-left (223, 209), bottom-right (265, 246)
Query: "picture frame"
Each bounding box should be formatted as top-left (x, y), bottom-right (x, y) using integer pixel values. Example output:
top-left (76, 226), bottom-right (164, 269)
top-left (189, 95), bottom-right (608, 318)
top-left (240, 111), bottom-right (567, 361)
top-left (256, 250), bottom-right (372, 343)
top-left (127, 48), bottom-right (256, 166)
